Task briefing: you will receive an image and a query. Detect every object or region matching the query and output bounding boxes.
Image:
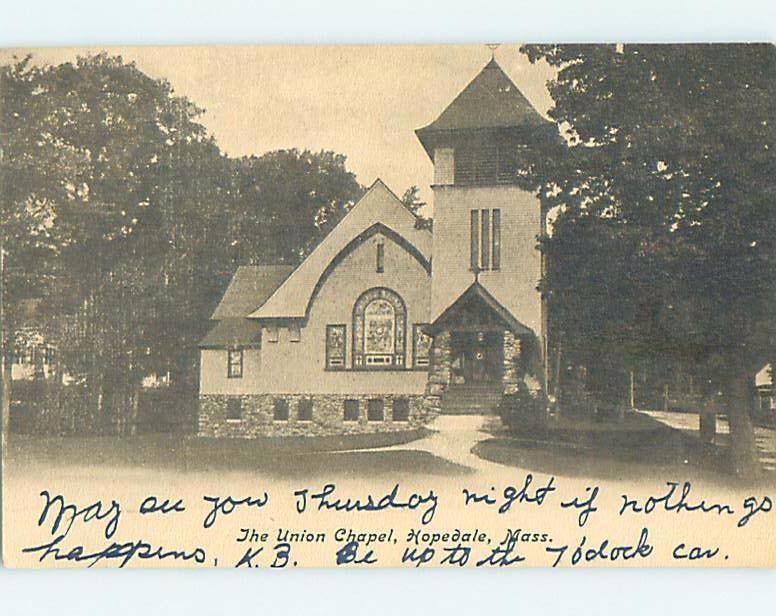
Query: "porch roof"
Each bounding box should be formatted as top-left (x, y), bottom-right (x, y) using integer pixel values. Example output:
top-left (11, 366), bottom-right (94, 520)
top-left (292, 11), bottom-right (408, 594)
top-left (425, 281), bottom-right (534, 337)
top-left (199, 318), bottom-right (262, 349)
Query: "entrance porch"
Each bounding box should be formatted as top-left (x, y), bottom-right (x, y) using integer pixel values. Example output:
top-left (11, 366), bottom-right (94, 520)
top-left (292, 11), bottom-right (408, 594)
top-left (423, 282), bottom-right (537, 415)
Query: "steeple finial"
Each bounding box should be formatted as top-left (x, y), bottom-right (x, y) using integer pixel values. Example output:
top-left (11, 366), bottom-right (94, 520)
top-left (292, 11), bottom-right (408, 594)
top-left (486, 43), bottom-right (501, 62)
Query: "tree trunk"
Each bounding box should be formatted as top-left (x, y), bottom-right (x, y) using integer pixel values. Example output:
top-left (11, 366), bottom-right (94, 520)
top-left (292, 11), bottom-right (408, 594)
top-left (0, 245), bottom-right (9, 458)
top-left (553, 335), bottom-right (563, 412)
top-left (1, 349), bottom-right (11, 458)
top-left (725, 370), bottom-right (760, 478)
top-left (129, 381), bottom-right (140, 436)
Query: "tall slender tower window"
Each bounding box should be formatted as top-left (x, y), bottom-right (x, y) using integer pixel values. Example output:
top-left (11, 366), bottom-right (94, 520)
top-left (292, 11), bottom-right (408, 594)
top-left (492, 208), bottom-right (501, 270)
top-left (470, 210), bottom-right (479, 270)
top-left (470, 208), bottom-right (501, 272)
top-left (480, 209), bottom-right (490, 270)
top-left (376, 241), bottom-right (385, 273)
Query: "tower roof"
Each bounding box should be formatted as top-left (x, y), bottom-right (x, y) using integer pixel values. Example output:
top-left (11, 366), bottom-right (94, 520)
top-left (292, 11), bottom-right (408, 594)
top-left (416, 58), bottom-right (549, 155)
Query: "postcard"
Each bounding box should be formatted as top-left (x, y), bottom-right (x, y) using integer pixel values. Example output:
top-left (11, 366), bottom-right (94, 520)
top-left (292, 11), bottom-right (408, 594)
top-left (1, 43), bottom-right (774, 568)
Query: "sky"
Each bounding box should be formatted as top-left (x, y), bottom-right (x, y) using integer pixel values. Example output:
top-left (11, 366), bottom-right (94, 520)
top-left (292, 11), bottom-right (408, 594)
top-left (2, 44), bottom-right (555, 207)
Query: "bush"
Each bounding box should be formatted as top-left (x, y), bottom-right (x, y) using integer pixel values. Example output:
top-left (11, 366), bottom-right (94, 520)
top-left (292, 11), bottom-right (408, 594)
top-left (498, 386), bottom-right (548, 433)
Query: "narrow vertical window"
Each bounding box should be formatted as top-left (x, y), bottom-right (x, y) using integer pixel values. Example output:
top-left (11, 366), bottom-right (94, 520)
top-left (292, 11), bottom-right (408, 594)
top-left (376, 241), bottom-right (384, 273)
top-left (413, 324), bottom-right (431, 368)
top-left (492, 208), bottom-right (501, 270)
top-left (367, 398), bottom-right (384, 421)
top-left (470, 209), bottom-right (479, 271)
top-left (273, 398), bottom-right (289, 421)
top-left (227, 349), bottom-right (243, 378)
top-left (343, 399), bottom-right (359, 422)
top-left (326, 324), bottom-right (346, 369)
top-left (298, 399), bottom-right (313, 422)
top-left (226, 398), bottom-right (242, 420)
top-left (392, 398), bottom-right (410, 422)
top-left (289, 324), bottom-right (301, 342)
top-left (480, 209), bottom-right (490, 270)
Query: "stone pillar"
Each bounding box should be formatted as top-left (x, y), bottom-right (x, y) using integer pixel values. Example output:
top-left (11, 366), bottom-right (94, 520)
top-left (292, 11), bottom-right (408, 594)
top-left (700, 412), bottom-right (717, 444)
top-left (502, 330), bottom-right (521, 395)
top-left (423, 330), bottom-right (452, 414)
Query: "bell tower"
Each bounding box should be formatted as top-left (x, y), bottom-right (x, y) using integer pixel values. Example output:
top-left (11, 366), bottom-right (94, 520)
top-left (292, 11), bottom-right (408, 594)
top-left (416, 55), bottom-right (555, 384)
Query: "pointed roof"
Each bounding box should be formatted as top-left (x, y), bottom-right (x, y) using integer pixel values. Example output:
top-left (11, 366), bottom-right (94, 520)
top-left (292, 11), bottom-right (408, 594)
top-left (200, 265), bottom-right (294, 348)
top-left (416, 58), bottom-right (549, 155)
top-left (426, 281), bottom-right (534, 336)
top-left (756, 364), bottom-right (773, 388)
top-left (249, 179), bottom-right (432, 320)
top-left (210, 265), bottom-right (295, 319)
top-left (199, 319), bottom-right (263, 349)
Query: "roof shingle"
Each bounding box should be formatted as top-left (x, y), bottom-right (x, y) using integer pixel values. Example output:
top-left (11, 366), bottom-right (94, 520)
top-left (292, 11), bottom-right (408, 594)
top-left (199, 318), bottom-right (262, 349)
top-left (210, 265), bottom-right (294, 320)
top-left (416, 59), bottom-right (549, 155)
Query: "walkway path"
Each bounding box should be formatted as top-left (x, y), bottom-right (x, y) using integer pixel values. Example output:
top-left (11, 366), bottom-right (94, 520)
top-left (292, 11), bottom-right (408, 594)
top-left (370, 415), bottom-right (506, 475)
top-left (643, 409), bottom-right (776, 472)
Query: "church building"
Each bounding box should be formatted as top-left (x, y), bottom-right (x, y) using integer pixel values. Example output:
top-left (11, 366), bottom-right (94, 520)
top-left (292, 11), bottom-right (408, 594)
top-left (198, 58), bottom-right (555, 437)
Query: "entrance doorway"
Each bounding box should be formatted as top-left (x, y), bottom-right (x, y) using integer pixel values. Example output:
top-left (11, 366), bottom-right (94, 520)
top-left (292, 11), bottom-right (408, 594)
top-left (450, 331), bottom-right (503, 385)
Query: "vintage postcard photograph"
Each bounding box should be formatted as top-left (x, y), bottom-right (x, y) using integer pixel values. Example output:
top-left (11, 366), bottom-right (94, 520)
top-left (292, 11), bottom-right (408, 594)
top-left (0, 43), bottom-right (774, 569)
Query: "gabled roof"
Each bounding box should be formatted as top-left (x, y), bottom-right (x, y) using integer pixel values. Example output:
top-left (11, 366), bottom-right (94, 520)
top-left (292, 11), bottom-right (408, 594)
top-left (249, 179), bottom-right (432, 320)
top-left (211, 265), bottom-right (294, 319)
top-left (201, 265), bottom-right (293, 349)
top-left (199, 318), bottom-right (263, 349)
top-left (416, 58), bottom-right (549, 155)
top-left (426, 281), bottom-right (534, 336)
top-left (757, 364), bottom-right (773, 387)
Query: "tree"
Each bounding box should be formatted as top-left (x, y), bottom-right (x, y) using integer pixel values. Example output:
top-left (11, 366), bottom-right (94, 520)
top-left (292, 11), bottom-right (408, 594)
top-left (229, 149), bottom-right (363, 264)
top-left (2, 53), bottom-right (367, 435)
top-left (522, 44), bottom-right (776, 476)
top-left (401, 185), bottom-right (433, 230)
top-left (1, 55), bottom-right (82, 438)
top-left (1, 52), bottom-right (217, 433)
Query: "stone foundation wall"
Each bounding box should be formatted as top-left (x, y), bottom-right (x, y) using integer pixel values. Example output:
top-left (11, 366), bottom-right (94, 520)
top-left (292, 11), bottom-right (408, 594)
top-left (423, 330), bottom-right (451, 414)
top-left (503, 330), bottom-right (521, 395)
top-left (198, 393), bottom-right (430, 438)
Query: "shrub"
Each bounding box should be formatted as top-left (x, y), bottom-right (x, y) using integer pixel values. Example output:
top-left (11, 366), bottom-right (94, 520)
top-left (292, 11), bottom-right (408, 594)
top-left (498, 386), bottom-right (548, 433)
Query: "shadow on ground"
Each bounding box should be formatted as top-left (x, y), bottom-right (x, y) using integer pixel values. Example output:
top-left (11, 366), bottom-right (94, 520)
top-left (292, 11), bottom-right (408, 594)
top-left (474, 411), bottom-right (740, 483)
top-left (6, 428), bottom-right (472, 478)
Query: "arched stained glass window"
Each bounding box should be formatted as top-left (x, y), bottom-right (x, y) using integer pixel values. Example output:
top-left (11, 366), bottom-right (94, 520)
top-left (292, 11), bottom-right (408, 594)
top-left (353, 288), bottom-right (406, 369)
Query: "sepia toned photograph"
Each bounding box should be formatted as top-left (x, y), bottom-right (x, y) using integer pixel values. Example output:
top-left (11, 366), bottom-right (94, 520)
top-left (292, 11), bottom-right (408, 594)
top-left (0, 42), bottom-right (774, 569)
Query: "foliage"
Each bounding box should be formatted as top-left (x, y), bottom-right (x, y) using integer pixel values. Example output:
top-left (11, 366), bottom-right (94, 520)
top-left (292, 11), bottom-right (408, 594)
top-left (400, 185), bottom-right (433, 230)
top-left (1, 53), bottom-right (364, 434)
top-left (521, 44), bottom-right (776, 475)
top-left (229, 149), bottom-right (363, 265)
top-left (498, 387), bottom-right (548, 433)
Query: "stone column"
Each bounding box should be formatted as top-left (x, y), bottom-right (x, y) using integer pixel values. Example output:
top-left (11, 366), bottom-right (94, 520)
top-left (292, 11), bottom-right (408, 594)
top-left (423, 330), bottom-right (452, 415)
top-left (502, 330), bottom-right (521, 395)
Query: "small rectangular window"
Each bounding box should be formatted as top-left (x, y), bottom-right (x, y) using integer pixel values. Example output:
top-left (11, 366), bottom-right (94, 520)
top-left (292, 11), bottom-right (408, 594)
top-left (367, 398), bottom-right (384, 421)
top-left (376, 242), bottom-right (385, 273)
top-left (413, 324), bottom-right (431, 368)
top-left (326, 324), bottom-right (346, 369)
top-left (273, 398), bottom-right (289, 421)
top-left (226, 398), bottom-right (242, 420)
top-left (480, 209), bottom-right (490, 270)
top-left (492, 209), bottom-right (501, 270)
top-left (343, 399), bottom-right (359, 422)
top-left (392, 398), bottom-right (410, 422)
top-left (266, 326), bottom-right (279, 343)
top-left (227, 349), bottom-right (243, 378)
top-left (298, 399), bottom-right (313, 421)
top-left (289, 324), bottom-right (301, 342)
top-left (470, 209), bottom-right (479, 271)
